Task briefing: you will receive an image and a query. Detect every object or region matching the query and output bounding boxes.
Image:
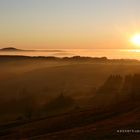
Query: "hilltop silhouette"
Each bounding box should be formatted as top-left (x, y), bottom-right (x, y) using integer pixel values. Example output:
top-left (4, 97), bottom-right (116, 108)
top-left (0, 47), bottom-right (22, 51)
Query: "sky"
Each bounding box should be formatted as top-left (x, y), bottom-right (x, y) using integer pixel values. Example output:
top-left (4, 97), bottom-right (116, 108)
top-left (0, 0), bottom-right (140, 49)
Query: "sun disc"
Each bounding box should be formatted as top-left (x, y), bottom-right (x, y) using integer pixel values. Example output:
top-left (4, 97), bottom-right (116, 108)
top-left (131, 34), bottom-right (140, 46)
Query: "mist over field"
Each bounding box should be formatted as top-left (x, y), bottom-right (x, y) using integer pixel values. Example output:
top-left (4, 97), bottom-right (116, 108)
top-left (1, 49), bottom-right (140, 59)
top-left (0, 55), bottom-right (140, 139)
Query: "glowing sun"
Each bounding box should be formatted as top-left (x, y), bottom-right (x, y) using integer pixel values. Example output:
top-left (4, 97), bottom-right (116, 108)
top-left (131, 34), bottom-right (140, 46)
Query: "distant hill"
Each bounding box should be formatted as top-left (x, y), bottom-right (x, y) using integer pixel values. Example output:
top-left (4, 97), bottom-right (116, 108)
top-left (0, 47), bottom-right (22, 51)
top-left (0, 48), bottom-right (65, 52)
top-left (0, 55), bottom-right (140, 64)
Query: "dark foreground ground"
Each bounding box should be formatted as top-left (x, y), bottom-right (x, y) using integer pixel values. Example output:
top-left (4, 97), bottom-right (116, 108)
top-left (1, 102), bottom-right (140, 140)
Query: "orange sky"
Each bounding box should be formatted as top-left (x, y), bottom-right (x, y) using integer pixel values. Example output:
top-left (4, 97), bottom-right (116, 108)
top-left (0, 0), bottom-right (140, 49)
